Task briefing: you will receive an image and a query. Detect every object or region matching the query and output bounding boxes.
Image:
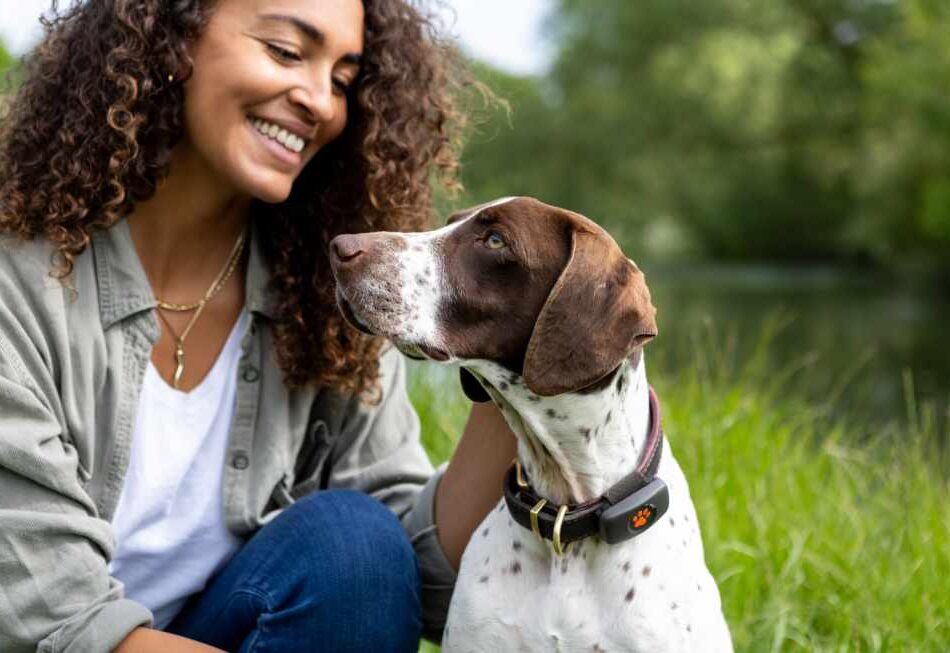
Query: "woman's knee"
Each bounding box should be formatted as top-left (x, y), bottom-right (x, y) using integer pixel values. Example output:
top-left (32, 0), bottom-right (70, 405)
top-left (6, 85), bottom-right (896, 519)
top-left (169, 490), bottom-right (422, 652)
top-left (286, 489), bottom-right (418, 575)
top-left (269, 489), bottom-right (422, 645)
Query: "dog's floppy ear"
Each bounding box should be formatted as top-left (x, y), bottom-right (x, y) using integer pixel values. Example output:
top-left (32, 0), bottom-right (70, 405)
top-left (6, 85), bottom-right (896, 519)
top-left (523, 226), bottom-right (657, 396)
top-left (459, 368), bottom-right (492, 403)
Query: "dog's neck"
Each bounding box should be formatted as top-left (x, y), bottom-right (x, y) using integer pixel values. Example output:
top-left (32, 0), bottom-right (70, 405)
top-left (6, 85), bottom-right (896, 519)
top-left (475, 354), bottom-right (652, 506)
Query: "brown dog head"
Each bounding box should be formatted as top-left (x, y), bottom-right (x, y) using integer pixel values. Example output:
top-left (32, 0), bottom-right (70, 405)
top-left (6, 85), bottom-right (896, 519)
top-left (329, 197), bottom-right (657, 397)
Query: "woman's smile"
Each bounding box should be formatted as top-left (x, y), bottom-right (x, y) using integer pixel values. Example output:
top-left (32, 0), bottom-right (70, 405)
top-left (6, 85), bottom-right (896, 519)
top-left (249, 116), bottom-right (308, 154)
top-left (247, 117), bottom-right (306, 168)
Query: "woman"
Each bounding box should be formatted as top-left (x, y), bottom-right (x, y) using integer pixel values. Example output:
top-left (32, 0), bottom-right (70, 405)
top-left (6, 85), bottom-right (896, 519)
top-left (0, 0), bottom-right (516, 651)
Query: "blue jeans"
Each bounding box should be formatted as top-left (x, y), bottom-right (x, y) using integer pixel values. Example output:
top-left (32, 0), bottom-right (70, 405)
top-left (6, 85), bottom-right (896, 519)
top-left (166, 489), bottom-right (423, 652)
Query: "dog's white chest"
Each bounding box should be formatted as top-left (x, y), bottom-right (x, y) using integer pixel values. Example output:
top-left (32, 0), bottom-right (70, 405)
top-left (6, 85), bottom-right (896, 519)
top-left (442, 454), bottom-right (732, 653)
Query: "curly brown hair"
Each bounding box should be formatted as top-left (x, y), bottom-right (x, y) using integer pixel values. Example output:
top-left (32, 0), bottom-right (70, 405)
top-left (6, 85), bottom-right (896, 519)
top-left (0, 0), bottom-right (473, 397)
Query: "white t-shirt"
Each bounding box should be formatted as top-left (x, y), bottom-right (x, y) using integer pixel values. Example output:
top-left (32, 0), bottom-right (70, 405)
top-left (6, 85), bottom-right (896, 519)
top-left (109, 309), bottom-right (250, 629)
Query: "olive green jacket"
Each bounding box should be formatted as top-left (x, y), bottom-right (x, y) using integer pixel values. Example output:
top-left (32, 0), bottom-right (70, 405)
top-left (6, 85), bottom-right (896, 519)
top-left (0, 219), bottom-right (456, 652)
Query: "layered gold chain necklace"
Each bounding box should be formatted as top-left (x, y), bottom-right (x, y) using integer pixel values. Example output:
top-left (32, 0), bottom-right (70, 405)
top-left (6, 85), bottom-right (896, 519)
top-left (154, 227), bottom-right (247, 389)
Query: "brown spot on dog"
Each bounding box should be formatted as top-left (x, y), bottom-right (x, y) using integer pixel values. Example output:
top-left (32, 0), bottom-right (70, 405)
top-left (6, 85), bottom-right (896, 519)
top-left (625, 588), bottom-right (635, 602)
top-left (622, 561), bottom-right (631, 572)
top-left (671, 602), bottom-right (678, 610)
top-left (512, 540), bottom-right (522, 551)
top-left (510, 561), bottom-right (522, 574)
top-left (482, 527), bottom-right (490, 537)
top-left (642, 565), bottom-right (652, 577)
top-left (479, 575), bottom-right (489, 583)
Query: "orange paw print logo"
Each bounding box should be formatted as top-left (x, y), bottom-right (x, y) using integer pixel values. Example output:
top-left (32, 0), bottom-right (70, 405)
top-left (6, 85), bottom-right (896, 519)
top-left (631, 506), bottom-right (654, 529)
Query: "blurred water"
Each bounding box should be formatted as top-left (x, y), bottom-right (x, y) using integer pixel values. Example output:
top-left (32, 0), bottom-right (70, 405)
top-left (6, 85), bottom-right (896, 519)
top-left (645, 263), bottom-right (950, 435)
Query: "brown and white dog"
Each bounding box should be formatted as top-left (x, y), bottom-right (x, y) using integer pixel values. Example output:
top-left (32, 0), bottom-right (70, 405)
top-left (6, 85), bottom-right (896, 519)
top-left (328, 197), bottom-right (732, 653)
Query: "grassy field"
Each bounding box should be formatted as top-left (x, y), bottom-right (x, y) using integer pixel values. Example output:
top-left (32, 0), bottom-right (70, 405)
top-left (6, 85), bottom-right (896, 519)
top-left (408, 329), bottom-right (950, 652)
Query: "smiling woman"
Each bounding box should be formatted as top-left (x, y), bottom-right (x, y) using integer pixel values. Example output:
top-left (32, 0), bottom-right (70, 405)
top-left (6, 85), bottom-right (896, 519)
top-left (180, 1), bottom-right (363, 204)
top-left (0, 1), bottom-right (511, 652)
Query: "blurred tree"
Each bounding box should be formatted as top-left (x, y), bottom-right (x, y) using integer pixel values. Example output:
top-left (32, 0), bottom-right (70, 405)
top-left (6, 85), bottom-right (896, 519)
top-left (857, 0), bottom-right (950, 265)
top-left (460, 0), bottom-right (950, 270)
top-left (0, 38), bottom-right (17, 95)
top-left (0, 39), bottom-right (13, 75)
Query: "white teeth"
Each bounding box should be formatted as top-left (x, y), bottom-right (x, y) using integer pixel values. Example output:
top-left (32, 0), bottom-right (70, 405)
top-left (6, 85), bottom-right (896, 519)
top-left (251, 118), bottom-right (306, 154)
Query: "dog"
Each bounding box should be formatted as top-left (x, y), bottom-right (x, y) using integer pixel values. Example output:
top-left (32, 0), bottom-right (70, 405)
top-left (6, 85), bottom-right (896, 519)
top-left (328, 197), bottom-right (733, 652)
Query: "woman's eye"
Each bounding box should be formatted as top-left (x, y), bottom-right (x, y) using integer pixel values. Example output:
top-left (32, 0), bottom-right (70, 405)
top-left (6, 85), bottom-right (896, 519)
top-left (266, 43), bottom-right (302, 62)
top-left (484, 232), bottom-right (506, 250)
top-left (332, 78), bottom-right (352, 95)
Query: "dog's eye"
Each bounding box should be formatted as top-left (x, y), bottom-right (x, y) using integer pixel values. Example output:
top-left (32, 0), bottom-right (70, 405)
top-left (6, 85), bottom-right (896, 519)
top-left (484, 232), bottom-right (507, 250)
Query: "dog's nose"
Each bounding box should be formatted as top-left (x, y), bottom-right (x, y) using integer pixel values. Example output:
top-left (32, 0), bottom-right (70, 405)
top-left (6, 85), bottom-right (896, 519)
top-left (329, 234), bottom-right (365, 266)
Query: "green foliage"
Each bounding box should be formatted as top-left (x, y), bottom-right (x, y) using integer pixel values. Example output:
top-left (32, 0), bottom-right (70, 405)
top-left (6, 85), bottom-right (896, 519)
top-left (458, 0), bottom-right (950, 270)
top-left (0, 38), bottom-right (19, 94)
top-left (0, 38), bottom-right (11, 66)
top-left (410, 327), bottom-right (950, 652)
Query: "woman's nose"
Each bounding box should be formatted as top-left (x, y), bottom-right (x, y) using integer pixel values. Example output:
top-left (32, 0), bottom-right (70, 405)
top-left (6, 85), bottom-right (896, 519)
top-left (288, 76), bottom-right (337, 125)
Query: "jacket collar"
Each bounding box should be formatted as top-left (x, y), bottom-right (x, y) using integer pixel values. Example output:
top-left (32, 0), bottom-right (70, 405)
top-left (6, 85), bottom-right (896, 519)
top-left (91, 217), bottom-right (277, 331)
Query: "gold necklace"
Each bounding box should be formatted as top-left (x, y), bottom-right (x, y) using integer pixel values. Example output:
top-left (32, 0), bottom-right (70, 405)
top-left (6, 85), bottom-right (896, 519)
top-left (156, 241), bottom-right (244, 312)
top-left (154, 228), bottom-right (247, 389)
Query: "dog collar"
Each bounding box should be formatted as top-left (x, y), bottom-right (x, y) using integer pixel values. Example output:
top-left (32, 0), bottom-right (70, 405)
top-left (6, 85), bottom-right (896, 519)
top-left (503, 387), bottom-right (669, 555)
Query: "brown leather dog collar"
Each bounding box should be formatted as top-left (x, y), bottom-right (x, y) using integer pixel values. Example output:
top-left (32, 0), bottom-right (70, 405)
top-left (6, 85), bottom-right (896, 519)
top-left (503, 387), bottom-right (668, 554)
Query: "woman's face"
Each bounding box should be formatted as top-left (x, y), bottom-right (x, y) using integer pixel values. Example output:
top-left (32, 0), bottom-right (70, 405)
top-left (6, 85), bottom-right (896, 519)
top-left (182, 0), bottom-right (364, 203)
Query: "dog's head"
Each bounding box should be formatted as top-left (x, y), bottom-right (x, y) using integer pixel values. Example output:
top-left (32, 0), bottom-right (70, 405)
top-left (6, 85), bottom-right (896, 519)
top-left (329, 197), bottom-right (657, 397)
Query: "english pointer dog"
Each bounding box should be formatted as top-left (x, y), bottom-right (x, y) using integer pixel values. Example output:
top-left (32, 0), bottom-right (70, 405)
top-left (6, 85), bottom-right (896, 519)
top-left (329, 197), bottom-right (732, 653)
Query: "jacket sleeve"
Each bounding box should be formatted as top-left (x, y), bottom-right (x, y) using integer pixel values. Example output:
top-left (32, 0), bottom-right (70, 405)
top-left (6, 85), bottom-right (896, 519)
top-left (323, 347), bottom-right (458, 642)
top-left (0, 338), bottom-right (152, 652)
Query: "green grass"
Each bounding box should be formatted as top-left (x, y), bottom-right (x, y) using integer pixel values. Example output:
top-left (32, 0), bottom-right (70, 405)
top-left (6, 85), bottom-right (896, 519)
top-left (408, 325), bottom-right (950, 652)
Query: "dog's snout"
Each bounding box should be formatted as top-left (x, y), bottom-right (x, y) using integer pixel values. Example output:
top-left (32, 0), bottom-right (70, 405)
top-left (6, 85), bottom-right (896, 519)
top-left (330, 234), bottom-right (365, 265)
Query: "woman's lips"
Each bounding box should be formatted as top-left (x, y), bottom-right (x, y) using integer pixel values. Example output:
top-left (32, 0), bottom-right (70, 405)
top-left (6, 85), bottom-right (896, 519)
top-left (246, 117), bottom-right (302, 168)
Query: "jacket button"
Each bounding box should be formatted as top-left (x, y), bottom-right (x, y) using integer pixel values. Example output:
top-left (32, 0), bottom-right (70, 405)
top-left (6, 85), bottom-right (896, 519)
top-left (231, 452), bottom-right (250, 470)
top-left (242, 366), bottom-right (260, 382)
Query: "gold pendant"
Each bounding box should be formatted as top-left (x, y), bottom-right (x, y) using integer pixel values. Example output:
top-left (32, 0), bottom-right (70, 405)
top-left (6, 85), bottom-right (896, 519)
top-left (173, 341), bottom-right (185, 389)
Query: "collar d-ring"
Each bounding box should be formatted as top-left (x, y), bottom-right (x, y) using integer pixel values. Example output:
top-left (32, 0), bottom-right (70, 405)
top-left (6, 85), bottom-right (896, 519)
top-left (552, 504), bottom-right (571, 556)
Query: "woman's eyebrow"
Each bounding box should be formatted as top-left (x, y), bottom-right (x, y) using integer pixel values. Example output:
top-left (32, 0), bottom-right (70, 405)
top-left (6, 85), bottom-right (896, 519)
top-left (257, 13), bottom-right (362, 65)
